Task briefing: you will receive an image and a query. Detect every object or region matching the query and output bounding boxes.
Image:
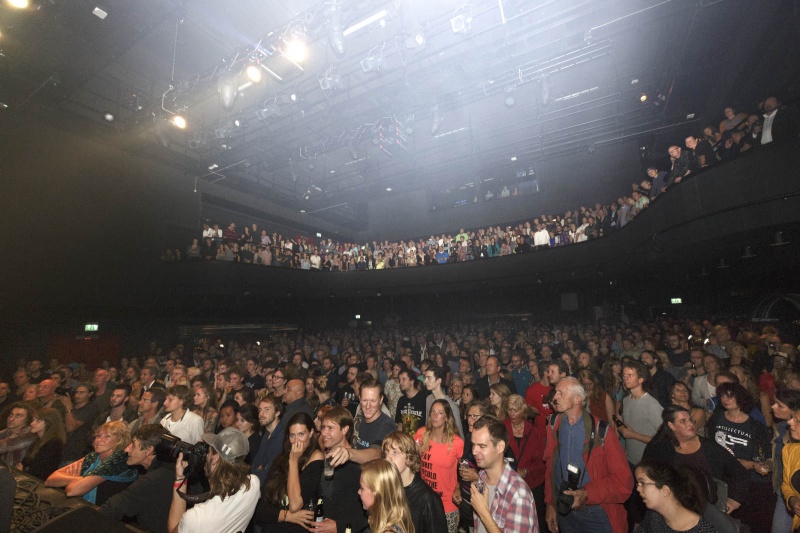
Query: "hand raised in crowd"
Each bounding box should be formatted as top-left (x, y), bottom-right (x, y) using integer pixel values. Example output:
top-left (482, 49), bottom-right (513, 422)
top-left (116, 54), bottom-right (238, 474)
top-left (288, 440), bottom-right (304, 463)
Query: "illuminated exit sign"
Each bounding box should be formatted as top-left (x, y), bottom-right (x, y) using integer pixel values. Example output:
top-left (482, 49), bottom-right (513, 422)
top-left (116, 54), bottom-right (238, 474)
top-left (670, 298), bottom-right (682, 305)
top-left (85, 323), bottom-right (99, 332)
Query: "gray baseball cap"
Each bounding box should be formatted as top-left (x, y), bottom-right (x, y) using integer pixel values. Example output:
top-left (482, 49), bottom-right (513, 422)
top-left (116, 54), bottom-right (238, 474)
top-left (202, 427), bottom-right (249, 463)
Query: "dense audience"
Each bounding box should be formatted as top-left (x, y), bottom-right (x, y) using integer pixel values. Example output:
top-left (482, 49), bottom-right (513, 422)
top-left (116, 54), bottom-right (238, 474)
top-left (164, 97), bottom-right (798, 270)
top-left (3, 314), bottom-right (800, 532)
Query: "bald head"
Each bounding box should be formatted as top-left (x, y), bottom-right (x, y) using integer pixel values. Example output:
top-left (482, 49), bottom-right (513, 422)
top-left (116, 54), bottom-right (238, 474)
top-left (37, 379), bottom-right (57, 399)
top-left (284, 379), bottom-right (306, 403)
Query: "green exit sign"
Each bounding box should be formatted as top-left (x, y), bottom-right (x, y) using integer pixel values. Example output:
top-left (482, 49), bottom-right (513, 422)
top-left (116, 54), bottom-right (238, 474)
top-left (85, 324), bottom-right (99, 332)
top-left (670, 298), bottom-right (682, 305)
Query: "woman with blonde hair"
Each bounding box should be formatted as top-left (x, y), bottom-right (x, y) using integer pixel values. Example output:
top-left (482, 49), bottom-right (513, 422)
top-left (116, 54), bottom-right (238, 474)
top-left (414, 399), bottom-right (464, 533)
top-left (46, 420), bottom-right (136, 504)
top-left (359, 458), bottom-right (415, 533)
top-left (488, 382), bottom-right (511, 421)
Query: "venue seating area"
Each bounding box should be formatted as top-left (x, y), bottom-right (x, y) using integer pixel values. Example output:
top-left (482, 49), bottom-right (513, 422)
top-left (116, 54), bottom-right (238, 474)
top-left (167, 98), bottom-right (796, 271)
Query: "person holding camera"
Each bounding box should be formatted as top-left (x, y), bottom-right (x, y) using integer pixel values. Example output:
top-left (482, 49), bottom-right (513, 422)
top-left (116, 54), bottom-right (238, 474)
top-left (168, 426), bottom-right (260, 533)
top-left (543, 377), bottom-right (632, 533)
top-left (99, 424), bottom-right (174, 533)
top-left (469, 415), bottom-right (536, 533)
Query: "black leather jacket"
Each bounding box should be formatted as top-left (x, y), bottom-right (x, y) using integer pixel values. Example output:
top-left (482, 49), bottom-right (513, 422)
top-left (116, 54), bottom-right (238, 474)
top-left (405, 474), bottom-right (447, 533)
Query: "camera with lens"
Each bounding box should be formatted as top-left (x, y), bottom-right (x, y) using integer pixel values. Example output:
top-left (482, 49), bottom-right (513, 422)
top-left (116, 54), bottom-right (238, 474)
top-left (556, 464), bottom-right (581, 515)
top-left (155, 432), bottom-right (210, 476)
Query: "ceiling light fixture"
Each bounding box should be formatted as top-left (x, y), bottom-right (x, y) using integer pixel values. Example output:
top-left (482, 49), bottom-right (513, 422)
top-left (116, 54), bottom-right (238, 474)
top-left (639, 92), bottom-right (648, 102)
top-left (92, 7), bottom-right (107, 19)
top-left (450, 5), bottom-right (472, 34)
top-left (103, 112), bottom-right (114, 122)
top-left (343, 9), bottom-right (388, 37)
top-left (327, 1), bottom-right (345, 55)
top-left (284, 37), bottom-right (308, 63)
top-left (245, 64), bottom-right (262, 83)
top-left (217, 73), bottom-right (238, 109)
top-left (171, 115), bottom-right (187, 129)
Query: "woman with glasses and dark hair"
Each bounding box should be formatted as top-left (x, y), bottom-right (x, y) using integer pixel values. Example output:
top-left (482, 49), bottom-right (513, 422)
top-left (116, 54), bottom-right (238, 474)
top-left (634, 459), bottom-right (715, 532)
top-left (706, 381), bottom-right (774, 531)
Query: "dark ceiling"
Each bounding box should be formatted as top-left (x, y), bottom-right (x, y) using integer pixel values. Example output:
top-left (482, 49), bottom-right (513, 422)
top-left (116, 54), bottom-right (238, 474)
top-left (2, 0), bottom-right (799, 228)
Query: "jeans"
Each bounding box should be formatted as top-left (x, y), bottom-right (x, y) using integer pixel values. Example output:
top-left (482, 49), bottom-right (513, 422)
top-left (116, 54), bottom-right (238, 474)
top-left (557, 504), bottom-right (612, 533)
top-left (773, 490), bottom-right (793, 533)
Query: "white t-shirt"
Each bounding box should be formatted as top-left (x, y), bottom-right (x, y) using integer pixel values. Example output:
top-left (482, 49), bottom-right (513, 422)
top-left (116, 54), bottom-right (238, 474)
top-left (179, 475), bottom-right (260, 533)
top-left (160, 410), bottom-right (205, 444)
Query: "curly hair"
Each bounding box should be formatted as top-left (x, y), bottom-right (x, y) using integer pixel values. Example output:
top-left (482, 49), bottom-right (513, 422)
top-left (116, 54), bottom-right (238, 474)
top-left (716, 382), bottom-right (755, 414)
top-left (361, 459), bottom-right (416, 533)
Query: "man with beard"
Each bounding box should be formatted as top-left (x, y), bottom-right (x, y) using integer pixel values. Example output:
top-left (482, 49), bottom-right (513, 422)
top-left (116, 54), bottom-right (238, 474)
top-left (250, 394), bottom-right (284, 484)
top-left (339, 364), bottom-right (360, 416)
top-left (639, 351), bottom-right (675, 407)
top-left (95, 383), bottom-right (138, 428)
top-left (395, 369), bottom-right (427, 437)
top-left (322, 355), bottom-right (340, 401)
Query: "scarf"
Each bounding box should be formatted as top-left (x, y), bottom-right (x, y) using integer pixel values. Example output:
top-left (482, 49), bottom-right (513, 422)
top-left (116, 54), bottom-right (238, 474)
top-left (79, 450), bottom-right (138, 504)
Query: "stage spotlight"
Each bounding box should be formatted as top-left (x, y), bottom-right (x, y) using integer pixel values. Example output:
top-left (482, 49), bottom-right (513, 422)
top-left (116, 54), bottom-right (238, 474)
top-left (284, 37), bottom-right (308, 63)
top-left (245, 64), bottom-right (262, 83)
top-left (360, 50), bottom-right (383, 73)
top-left (103, 112), bottom-right (115, 122)
top-left (7, 0), bottom-right (29, 8)
top-left (171, 115), bottom-right (187, 129)
top-left (639, 92), bottom-right (648, 103)
top-left (327, 1), bottom-right (345, 56)
top-left (217, 74), bottom-right (238, 109)
top-left (450, 13), bottom-right (471, 34)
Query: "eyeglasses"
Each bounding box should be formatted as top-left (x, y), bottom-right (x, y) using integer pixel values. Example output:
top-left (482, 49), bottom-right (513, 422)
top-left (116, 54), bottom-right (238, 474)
top-left (467, 414), bottom-right (482, 419)
top-left (635, 481), bottom-right (658, 488)
top-left (273, 375), bottom-right (285, 381)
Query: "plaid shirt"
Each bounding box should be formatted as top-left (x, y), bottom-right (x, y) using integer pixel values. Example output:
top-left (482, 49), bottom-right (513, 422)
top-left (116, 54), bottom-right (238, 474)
top-left (474, 463), bottom-right (538, 533)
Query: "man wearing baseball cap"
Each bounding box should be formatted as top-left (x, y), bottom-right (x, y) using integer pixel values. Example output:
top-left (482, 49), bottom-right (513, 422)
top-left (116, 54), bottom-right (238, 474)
top-left (168, 427), bottom-right (260, 533)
